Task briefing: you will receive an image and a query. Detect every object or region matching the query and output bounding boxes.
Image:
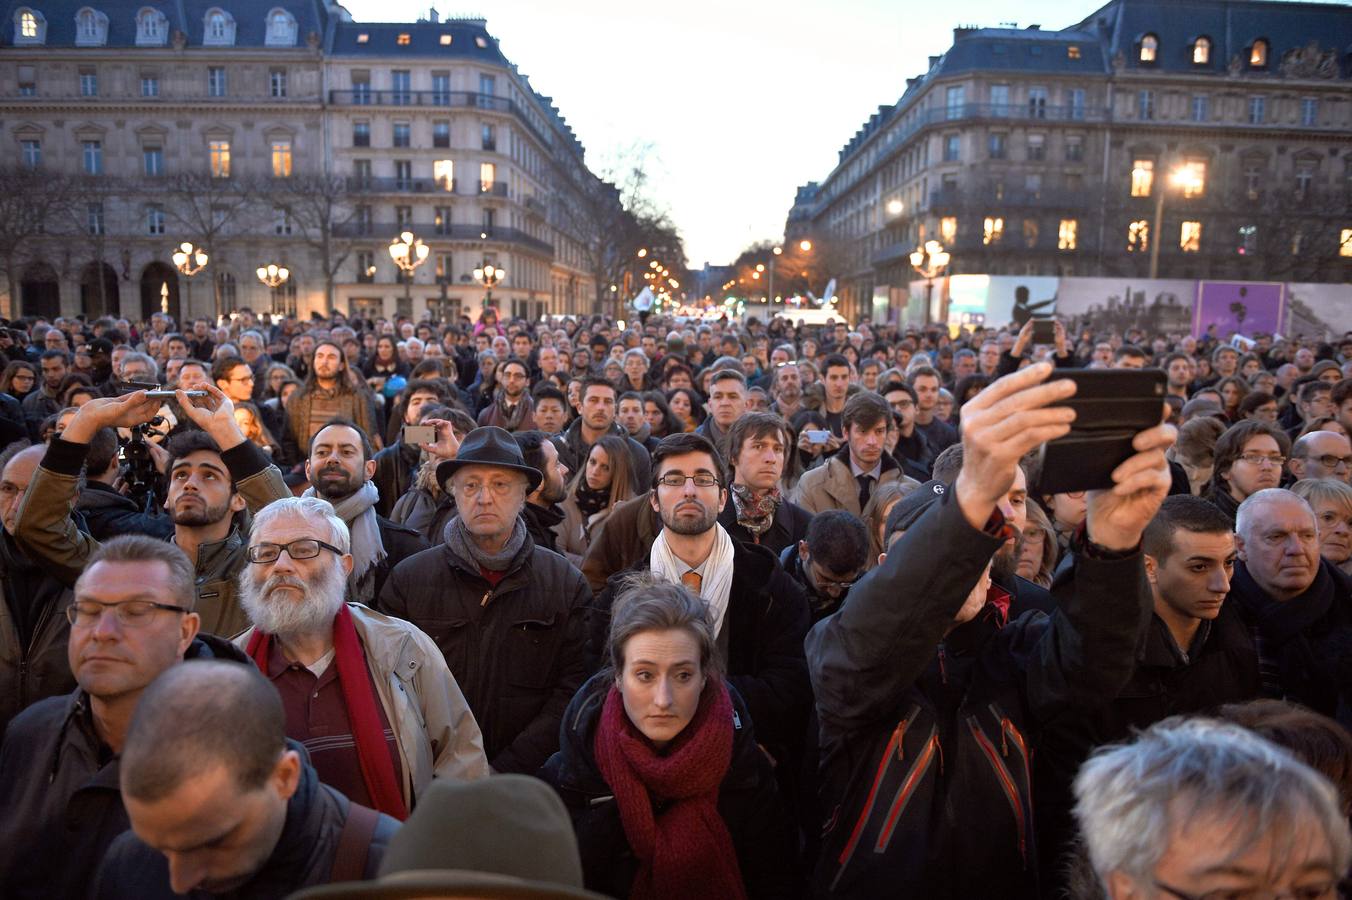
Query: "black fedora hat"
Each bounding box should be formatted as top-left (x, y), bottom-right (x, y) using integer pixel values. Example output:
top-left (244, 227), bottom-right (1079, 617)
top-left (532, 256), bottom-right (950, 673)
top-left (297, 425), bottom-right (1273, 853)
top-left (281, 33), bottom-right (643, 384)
top-left (435, 426), bottom-right (542, 494)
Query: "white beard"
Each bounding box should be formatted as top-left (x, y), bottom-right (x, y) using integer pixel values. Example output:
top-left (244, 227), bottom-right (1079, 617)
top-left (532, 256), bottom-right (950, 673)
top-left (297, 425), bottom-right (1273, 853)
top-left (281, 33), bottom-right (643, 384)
top-left (238, 560), bottom-right (346, 637)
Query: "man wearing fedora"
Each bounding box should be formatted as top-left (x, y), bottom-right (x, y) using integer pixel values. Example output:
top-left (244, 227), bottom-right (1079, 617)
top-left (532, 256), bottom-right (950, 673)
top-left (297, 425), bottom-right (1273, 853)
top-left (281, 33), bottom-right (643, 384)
top-left (380, 426), bottom-right (592, 776)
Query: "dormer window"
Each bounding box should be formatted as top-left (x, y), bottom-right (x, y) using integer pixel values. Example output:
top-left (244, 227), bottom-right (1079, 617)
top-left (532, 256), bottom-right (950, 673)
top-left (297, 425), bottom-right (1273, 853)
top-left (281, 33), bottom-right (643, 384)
top-left (136, 6), bottom-right (167, 45)
top-left (1192, 36), bottom-right (1211, 65)
top-left (475, 35), bottom-right (487, 48)
top-left (264, 8), bottom-right (296, 46)
top-left (1139, 33), bottom-right (1158, 63)
top-left (1250, 38), bottom-right (1269, 68)
top-left (396, 32), bottom-right (410, 45)
top-left (75, 7), bottom-right (108, 45)
top-left (203, 7), bottom-right (236, 46)
top-left (14, 7), bottom-right (46, 44)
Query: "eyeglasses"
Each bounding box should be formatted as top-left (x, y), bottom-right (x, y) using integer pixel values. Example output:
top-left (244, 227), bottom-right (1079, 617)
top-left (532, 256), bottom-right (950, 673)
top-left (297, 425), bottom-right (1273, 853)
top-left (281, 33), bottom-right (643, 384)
top-left (1237, 453), bottom-right (1287, 468)
top-left (811, 564), bottom-right (861, 593)
top-left (67, 599), bottom-right (187, 628)
top-left (246, 538), bottom-right (345, 564)
top-left (454, 480), bottom-right (524, 499)
top-left (1154, 880), bottom-right (1336, 900)
top-left (1309, 454), bottom-right (1352, 470)
top-left (656, 473), bottom-right (721, 488)
top-left (231, 373), bottom-right (256, 383)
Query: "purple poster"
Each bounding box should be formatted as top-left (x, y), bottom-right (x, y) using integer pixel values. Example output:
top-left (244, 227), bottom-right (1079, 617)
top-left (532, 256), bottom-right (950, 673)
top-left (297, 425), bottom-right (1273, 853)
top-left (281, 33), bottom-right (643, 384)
top-left (1193, 282), bottom-right (1285, 339)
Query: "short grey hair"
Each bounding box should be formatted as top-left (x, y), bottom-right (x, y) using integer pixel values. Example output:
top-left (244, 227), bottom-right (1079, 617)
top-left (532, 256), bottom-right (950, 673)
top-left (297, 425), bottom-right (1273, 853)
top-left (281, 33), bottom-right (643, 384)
top-left (250, 497), bottom-right (350, 554)
top-left (119, 351), bottom-right (158, 379)
top-left (1236, 488), bottom-right (1313, 541)
top-left (1074, 717), bottom-right (1352, 891)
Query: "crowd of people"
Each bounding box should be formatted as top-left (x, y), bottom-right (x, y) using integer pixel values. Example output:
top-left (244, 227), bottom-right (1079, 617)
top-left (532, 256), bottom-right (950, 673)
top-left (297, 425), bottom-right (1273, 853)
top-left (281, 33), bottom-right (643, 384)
top-left (0, 304), bottom-right (1351, 899)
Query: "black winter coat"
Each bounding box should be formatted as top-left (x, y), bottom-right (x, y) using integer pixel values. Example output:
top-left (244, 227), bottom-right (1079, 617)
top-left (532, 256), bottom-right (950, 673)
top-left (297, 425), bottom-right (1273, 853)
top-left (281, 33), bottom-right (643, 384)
top-left (369, 515), bottom-right (430, 602)
top-left (539, 673), bottom-right (797, 900)
top-left (717, 492), bottom-right (814, 558)
top-left (372, 438), bottom-right (422, 518)
top-left (590, 541), bottom-right (812, 763)
top-left (0, 634), bottom-right (248, 900)
top-left (379, 531), bottom-right (592, 775)
top-left (520, 501), bottom-right (565, 555)
top-left (93, 749), bottom-right (400, 899)
top-left (806, 490), bottom-right (1151, 899)
top-left (75, 482), bottom-right (176, 541)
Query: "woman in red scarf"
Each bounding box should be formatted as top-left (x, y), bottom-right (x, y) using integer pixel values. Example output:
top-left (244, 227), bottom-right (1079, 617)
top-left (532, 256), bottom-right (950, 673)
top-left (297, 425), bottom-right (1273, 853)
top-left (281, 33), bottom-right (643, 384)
top-left (539, 576), bottom-right (794, 900)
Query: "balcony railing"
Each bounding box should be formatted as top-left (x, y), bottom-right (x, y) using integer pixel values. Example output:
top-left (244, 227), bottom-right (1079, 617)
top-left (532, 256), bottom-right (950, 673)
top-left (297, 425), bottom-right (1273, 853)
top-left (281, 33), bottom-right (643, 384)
top-left (346, 176), bottom-right (459, 194)
top-left (333, 221), bottom-right (553, 254)
top-left (929, 186), bottom-right (1089, 210)
top-left (329, 90), bottom-right (554, 149)
top-left (479, 181), bottom-right (508, 197)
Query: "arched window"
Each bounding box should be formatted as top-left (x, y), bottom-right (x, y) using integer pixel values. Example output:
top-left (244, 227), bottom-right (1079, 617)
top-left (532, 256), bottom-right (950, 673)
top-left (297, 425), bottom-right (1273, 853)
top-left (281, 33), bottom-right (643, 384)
top-left (75, 7), bottom-right (108, 45)
top-left (14, 7), bottom-right (46, 44)
top-left (202, 7), bottom-right (235, 45)
top-left (1139, 33), bottom-right (1158, 63)
top-left (135, 6), bottom-right (167, 44)
top-left (264, 7), bottom-right (296, 46)
top-left (1250, 38), bottom-right (1269, 68)
top-left (1192, 36), bottom-right (1211, 65)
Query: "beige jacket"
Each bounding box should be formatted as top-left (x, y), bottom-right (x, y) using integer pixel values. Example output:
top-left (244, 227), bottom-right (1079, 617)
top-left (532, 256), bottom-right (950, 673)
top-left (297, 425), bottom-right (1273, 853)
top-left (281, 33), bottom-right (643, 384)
top-left (236, 602), bottom-right (489, 810)
top-left (554, 495), bottom-right (616, 567)
top-left (791, 450), bottom-right (911, 518)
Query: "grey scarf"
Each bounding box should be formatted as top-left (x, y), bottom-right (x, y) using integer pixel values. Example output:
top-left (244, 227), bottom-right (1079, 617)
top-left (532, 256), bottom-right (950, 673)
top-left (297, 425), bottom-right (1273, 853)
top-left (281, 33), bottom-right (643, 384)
top-left (443, 513), bottom-right (527, 573)
top-left (304, 481), bottom-right (385, 603)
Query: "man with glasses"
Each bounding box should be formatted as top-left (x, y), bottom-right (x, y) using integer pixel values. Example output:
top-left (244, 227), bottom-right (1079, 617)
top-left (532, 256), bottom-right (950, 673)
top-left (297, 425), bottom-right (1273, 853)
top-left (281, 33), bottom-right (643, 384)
top-left (0, 535), bottom-right (249, 900)
top-left (211, 355), bottom-right (256, 407)
top-left (380, 426), bottom-right (590, 776)
top-left (235, 497), bottom-right (486, 819)
top-left (476, 357), bottom-right (537, 433)
top-left (781, 509), bottom-right (870, 622)
top-left (1289, 431), bottom-right (1352, 484)
top-left (881, 379), bottom-right (932, 480)
top-left (590, 432), bottom-right (811, 768)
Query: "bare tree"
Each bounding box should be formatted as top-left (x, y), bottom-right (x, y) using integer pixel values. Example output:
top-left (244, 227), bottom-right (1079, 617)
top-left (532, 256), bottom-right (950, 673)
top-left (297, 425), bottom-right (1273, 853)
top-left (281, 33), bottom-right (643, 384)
top-left (278, 174), bottom-right (358, 314)
top-left (163, 173), bottom-right (260, 318)
top-left (0, 167), bottom-right (80, 317)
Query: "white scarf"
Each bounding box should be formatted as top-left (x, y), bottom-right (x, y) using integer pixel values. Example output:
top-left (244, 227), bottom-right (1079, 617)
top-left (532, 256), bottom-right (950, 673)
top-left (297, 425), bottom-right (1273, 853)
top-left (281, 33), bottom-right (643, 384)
top-left (303, 480), bottom-right (386, 602)
top-left (649, 523), bottom-right (736, 637)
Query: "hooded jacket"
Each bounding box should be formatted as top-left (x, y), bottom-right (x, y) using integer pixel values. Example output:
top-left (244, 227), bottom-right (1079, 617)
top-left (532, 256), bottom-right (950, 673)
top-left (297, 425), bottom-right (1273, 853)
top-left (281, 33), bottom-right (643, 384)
top-left (0, 634), bottom-right (249, 900)
top-left (539, 673), bottom-right (796, 900)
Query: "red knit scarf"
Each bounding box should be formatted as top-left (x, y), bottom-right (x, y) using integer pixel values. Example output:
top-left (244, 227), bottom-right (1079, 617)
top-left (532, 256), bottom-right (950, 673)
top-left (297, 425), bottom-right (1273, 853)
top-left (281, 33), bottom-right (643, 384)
top-left (593, 680), bottom-right (746, 900)
top-left (246, 604), bottom-right (408, 820)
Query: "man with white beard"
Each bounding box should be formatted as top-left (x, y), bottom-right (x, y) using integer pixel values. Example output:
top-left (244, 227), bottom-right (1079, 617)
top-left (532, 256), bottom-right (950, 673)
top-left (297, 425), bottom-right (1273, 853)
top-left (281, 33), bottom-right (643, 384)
top-left (234, 496), bottom-right (487, 820)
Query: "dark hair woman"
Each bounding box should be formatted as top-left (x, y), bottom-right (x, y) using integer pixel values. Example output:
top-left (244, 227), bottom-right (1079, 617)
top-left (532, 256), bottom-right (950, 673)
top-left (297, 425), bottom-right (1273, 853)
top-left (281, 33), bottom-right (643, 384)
top-left (665, 387), bottom-right (705, 433)
top-left (1, 361), bottom-right (37, 402)
top-left (641, 390), bottom-right (683, 440)
top-left (540, 576), bottom-right (793, 900)
top-left (557, 435), bottom-right (635, 564)
top-left (361, 335), bottom-right (409, 379)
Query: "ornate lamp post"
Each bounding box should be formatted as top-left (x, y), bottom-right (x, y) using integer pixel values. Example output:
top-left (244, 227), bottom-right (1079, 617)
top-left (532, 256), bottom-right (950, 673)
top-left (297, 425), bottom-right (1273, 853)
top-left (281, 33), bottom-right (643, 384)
top-left (473, 261), bottom-right (506, 309)
top-left (909, 239), bottom-right (951, 328)
top-left (171, 241), bottom-right (208, 318)
top-left (388, 231), bottom-right (430, 310)
top-left (255, 263), bottom-right (290, 313)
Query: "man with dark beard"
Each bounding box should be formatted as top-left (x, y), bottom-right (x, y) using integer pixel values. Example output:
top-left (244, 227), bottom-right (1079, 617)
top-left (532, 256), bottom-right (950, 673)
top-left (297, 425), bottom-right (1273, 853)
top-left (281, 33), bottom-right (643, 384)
top-left (476, 357), bottom-right (537, 432)
top-left (303, 420), bottom-right (427, 604)
top-left (15, 384), bottom-right (290, 637)
top-left (932, 441), bottom-right (1056, 618)
top-left (284, 341), bottom-right (378, 455)
top-left (514, 430), bottom-right (570, 555)
top-left (590, 432), bottom-right (811, 768)
top-left (234, 497), bottom-right (487, 820)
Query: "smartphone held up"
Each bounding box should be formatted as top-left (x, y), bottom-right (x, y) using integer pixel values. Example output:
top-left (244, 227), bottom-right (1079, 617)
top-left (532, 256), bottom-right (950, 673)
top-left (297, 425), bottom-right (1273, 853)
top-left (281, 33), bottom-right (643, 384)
top-left (1035, 368), bottom-right (1167, 495)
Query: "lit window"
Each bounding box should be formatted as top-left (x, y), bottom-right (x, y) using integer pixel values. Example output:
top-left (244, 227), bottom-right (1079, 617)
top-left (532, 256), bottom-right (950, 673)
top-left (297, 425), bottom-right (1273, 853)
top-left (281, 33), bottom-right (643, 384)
top-left (475, 35), bottom-right (488, 48)
top-left (1250, 39), bottom-right (1268, 67)
top-left (982, 216), bottom-right (1004, 245)
top-left (1059, 219), bottom-right (1078, 250)
top-left (209, 140), bottom-right (231, 178)
top-left (1140, 34), bottom-right (1158, 63)
top-left (1128, 220), bottom-right (1150, 252)
top-left (940, 216), bottom-right (957, 244)
top-left (1339, 229), bottom-right (1352, 258)
top-left (1179, 160), bottom-right (1206, 198)
top-left (440, 34), bottom-right (452, 45)
top-left (396, 33), bottom-right (410, 45)
top-left (271, 141), bottom-right (292, 178)
top-left (356, 32), bottom-right (368, 43)
top-left (1180, 221), bottom-right (1202, 252)
top-left (480, 162), bottom-right (496, 192)
top-left (1192, 36), bottom-right (1211, 64)
top-left (20, 9), bottom-right (36, 36)
top-left (1131, 160), bottom-right (1154, 197)
top-left (1067, 45), bottom-right (1080, 59)
top-left (1023, 219), bottom-right (1039, 248)
top-left (434, 160), bottom-right (454, 191)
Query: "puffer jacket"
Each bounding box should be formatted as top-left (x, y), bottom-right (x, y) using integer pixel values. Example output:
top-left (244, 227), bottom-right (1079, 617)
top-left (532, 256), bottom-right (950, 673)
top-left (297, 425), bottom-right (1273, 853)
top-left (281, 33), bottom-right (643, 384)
top-left (539, 672), bottom-right (796, 900)
top-left (806, 490), bottom-right (1151, 899)
top-left (93, 747), bottom-right (400, 899)
top-left (236, 602), bottom-right (488, 808)
top-left (0, 634), bottom-right (248, 900)
top-left (16, 436), bottom-right (291, 638)
top-left (378, 528), bottom-right (591, 775)
top-left (0, 529), bottom-right (76, 734)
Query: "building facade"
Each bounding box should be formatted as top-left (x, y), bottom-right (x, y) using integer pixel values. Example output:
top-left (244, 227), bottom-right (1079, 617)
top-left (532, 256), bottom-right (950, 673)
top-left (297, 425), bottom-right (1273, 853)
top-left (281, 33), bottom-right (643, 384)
top-left (0, 0), bottom-right (603, 323)
top-left (794, 0), bottom-right (1352, 323)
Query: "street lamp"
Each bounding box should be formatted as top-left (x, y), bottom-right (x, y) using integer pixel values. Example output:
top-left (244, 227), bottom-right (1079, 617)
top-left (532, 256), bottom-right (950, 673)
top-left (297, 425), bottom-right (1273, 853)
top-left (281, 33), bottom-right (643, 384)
top-left (388, 230), bottom-right (430, 310)
top-left (171, 241), bottom-right (208, 317)
top-left (1147, 164), bottom-right (1205, 280)
top-left (255, 263), bottom-right (290, 288)
top-left (910, 239), bottom-right (951, 327)
top-left (473, 261), bottom-right (506, 308)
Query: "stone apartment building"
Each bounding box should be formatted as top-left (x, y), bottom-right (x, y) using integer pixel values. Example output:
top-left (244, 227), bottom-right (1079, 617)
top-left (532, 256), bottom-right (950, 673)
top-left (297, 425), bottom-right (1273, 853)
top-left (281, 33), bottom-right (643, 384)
top-left (0, 0), bottom-right (602, 323)
top-left (794, 0), bottom-right (1352, 322)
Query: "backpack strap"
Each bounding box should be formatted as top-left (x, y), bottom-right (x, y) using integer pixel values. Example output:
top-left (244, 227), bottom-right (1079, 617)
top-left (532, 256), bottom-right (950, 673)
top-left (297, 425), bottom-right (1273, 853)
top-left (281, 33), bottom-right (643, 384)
top-left (329, 800), bottom-right (382, 884)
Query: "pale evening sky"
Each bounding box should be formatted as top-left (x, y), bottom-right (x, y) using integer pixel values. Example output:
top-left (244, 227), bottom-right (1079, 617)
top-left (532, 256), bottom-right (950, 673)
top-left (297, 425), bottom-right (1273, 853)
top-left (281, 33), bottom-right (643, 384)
top-left (335, 0), bottom-right (1308, 268)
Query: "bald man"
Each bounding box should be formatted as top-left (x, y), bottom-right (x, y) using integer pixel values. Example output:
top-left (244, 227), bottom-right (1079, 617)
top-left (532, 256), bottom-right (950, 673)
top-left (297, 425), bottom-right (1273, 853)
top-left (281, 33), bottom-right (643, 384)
top-left (1289, 431), bottom-right (1352, 484)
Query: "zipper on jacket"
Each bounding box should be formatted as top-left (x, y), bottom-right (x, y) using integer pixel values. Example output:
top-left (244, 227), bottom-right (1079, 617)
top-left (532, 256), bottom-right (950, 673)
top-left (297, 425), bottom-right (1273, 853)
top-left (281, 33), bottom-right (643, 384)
top-left (967, 715), bottom-right (1028, 866)
top-left (480, 589), bottom-right (493, 607)
top-left (873, 729), bottom-right (940, 853)
top-left (937, 643), bottom-right (948, 685)
top-left (989, 703), bottom-right (1031, 773)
